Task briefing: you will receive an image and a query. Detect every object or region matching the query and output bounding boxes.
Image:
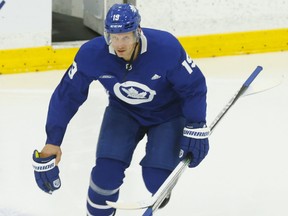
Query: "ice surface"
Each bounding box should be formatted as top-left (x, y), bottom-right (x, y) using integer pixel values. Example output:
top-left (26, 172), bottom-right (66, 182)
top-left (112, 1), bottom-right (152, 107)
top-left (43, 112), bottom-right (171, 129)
top-left (0, 51), bottom-right (287, 216)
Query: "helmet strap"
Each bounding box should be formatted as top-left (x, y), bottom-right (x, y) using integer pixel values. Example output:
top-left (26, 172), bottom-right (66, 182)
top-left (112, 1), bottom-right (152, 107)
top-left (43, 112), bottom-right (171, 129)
top-left (126, 42), bottom-right (138, 71)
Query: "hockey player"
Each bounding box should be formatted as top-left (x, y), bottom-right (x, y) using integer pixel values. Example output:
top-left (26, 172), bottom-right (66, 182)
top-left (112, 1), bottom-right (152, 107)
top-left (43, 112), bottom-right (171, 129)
top-left (32, 3), bottom-right (209, 216)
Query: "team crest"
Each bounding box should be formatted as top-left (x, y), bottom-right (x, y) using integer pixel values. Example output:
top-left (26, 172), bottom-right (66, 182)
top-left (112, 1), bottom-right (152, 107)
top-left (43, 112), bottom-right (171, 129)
top-left (113, 81), bottom-right (156, 105)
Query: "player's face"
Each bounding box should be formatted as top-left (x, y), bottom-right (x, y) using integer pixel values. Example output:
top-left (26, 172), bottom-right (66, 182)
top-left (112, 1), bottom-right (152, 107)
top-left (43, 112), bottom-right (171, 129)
top-left (110, 32), bottom-right (137, 61)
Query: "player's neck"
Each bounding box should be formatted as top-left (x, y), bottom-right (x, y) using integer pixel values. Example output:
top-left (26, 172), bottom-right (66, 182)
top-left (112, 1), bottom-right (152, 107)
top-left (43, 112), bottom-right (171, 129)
top-left (124, 42), bottom-right (139, 71)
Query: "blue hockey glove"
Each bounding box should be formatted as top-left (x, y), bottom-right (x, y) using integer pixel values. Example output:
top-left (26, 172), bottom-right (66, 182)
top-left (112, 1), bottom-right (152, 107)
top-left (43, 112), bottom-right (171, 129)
top-left (32, 150), bottom-right (61, 194)
top-left (179, 122), bottom-right (210, 168)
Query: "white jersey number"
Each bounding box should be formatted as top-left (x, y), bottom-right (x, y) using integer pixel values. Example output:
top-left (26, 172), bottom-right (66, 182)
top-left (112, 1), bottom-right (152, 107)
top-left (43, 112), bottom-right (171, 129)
top-left (182, 53), bottom-right (196, 74)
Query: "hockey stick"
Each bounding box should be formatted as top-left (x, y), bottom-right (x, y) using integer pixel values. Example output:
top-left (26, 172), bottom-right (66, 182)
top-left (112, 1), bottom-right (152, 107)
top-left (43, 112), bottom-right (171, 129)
top-left (107, 66), bottom-right (263, 215)
top-left (209, 65), bottom-right (263, 133)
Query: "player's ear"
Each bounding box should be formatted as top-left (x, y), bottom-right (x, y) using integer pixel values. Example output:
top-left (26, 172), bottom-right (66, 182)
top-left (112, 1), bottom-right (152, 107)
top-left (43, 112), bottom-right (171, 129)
top-left (136, 27), bottom-right (142, 41)
top-left (138, 26), bottom-right (142, 33)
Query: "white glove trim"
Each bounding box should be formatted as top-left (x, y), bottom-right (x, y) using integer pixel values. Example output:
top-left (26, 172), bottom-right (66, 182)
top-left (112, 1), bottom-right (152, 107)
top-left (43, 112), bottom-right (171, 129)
top-left (32, 158), bottom-right (56, 172)
top-left (183, 127), bottom-right (210, 139)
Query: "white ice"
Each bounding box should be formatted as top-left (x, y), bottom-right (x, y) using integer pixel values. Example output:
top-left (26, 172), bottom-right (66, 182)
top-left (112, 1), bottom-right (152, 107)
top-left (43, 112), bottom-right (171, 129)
top-left (0, 51), bottom-right (287, 216)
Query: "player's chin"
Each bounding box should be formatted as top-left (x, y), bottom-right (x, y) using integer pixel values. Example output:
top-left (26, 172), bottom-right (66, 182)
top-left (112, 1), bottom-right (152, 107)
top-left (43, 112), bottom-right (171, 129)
top-left (116, 51), bottom-right (128, 59)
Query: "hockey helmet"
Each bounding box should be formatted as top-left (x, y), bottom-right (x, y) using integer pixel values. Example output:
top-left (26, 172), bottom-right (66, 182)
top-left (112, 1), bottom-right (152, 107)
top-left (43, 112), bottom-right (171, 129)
top-left (104, 3), bottom-right (141, 44)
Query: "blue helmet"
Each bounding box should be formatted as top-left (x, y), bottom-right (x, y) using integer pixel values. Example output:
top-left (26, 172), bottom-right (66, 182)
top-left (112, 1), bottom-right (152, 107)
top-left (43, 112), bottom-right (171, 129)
top-left (105, 3), bottom-right (141, 34)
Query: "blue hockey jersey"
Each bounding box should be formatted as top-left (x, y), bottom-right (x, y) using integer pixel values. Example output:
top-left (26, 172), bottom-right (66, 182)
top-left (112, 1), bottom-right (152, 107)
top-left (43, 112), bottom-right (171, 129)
top-left (45, 28), bottom-right (207, 145)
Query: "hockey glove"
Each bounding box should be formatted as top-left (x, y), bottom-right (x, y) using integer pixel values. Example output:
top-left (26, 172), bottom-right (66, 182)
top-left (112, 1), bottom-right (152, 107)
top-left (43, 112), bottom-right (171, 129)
top-left (179, 122), bottom-right (210, 167)
top-left (32, 150), bottom-right (61, 194)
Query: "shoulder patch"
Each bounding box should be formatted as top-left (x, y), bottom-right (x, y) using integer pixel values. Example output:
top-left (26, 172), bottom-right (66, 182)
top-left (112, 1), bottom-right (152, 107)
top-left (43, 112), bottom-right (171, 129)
top-left (68, 61), bottom-right (78, 79)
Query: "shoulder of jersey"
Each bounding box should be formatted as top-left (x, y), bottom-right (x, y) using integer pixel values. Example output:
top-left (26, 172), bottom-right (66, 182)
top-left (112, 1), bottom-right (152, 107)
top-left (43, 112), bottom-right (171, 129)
top-left (77, 36), bottom-right (108, 58)
top-left (143, 28), bottom-right (180, 50)
top-left (142, 28), bottom-right (182, 64)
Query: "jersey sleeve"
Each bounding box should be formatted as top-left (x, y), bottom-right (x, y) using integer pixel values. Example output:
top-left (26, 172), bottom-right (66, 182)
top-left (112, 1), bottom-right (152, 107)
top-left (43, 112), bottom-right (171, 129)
top-left (167, 44), bottom-right (207, 124)
top-left (45, 47), bottom-right (94, 145)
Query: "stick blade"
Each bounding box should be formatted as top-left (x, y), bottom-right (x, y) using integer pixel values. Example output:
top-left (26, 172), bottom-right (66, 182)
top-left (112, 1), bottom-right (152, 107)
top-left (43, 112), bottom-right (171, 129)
top-left (106, 198), bottom-right (154, 210)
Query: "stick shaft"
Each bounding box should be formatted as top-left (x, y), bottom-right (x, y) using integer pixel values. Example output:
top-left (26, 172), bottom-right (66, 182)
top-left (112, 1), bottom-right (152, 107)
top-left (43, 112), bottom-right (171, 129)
top-left (144, 66), bottom-right (263, 216)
